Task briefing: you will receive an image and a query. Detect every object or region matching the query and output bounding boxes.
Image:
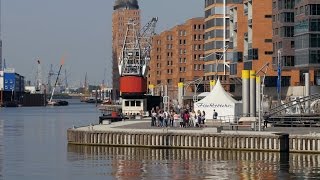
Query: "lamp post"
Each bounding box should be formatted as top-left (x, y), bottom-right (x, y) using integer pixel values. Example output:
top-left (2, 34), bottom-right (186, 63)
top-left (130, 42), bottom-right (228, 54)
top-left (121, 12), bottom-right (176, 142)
top-left (256, 62), bottom-right (270, 131)
top-left (277, 50), bottom-right (282, 106)
top-left (223, 0), bottom-right (226, 75)
top-left (200, 45), bottom-right (229, 81)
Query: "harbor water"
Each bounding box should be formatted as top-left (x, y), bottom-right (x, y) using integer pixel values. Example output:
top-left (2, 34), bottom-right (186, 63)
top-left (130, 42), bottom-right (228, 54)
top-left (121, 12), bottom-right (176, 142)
top-left (0, 99), bottom-right (320, 180)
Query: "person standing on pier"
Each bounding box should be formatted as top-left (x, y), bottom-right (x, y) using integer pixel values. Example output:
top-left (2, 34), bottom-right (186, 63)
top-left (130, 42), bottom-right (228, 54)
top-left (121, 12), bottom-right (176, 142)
top-left (164, 109), bottom-right (169, 127)
top-left (151, 108), bottom-right (157, 126)
top-left (196, 110), bottom-right (202, 127)
top-left (173, 111), bottom-right (180, 127)
top-left (202, 111), bottom-right (206, 125)
top-left (169, 110), bottom-right (174, 127)
top-left (213, 109), bottom-right (218, 119)
top-left (190, 110), bottom-right (196, 127)
top-left (158, 109), bottom-right (164, 127)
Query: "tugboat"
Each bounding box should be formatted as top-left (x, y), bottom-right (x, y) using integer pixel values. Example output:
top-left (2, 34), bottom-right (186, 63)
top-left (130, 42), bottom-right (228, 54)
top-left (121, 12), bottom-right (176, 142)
top-left (47, 100), bottom-right (69, 106)
top-left (98, 106), bottom-right (127, 124)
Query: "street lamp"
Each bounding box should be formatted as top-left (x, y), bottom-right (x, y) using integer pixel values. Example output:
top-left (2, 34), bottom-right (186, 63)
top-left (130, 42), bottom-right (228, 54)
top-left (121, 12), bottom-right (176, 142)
top-left (277, 50), bottom-right (282, 106)
top-left (256, 62), bottom-right (270, 131)
top-left (200, 45), bottom-right (229, 81)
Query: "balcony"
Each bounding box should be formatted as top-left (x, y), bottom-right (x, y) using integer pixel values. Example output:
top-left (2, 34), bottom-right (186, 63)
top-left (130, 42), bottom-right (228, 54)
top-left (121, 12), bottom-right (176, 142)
top-left (230, 15), bottom-right (233, 21)
top-left (248, 19), bottom-right (252, 26)
top-left (244, 32), bottom-right (248, 40)
top-left (233, 22), bottom-right (238, 31)
top-left (244, 8), bottom-right (248, 15)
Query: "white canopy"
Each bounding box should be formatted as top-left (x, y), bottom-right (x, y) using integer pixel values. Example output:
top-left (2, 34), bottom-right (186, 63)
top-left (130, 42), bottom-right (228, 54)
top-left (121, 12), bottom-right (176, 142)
top-left (194, 79), bottom-right (242, 120)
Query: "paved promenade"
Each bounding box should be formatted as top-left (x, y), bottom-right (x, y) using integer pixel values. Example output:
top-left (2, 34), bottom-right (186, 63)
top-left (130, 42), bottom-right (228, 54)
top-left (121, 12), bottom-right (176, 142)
top-left (75, 118), bottom-right (320, 136)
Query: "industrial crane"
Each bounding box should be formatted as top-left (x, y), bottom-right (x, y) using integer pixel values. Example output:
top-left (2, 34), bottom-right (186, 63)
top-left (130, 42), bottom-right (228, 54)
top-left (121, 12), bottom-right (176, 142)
top-left (118, 17), bottom-right (158, 116)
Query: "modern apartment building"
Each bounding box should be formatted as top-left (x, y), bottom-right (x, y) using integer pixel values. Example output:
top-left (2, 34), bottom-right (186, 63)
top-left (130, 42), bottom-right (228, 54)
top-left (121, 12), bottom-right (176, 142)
top-left (204, 0), bottom-right (243, 92)
top-left (272, 0), bottom-right (320, 86)
top-left (148, 18), bottom-right (205, 99)
top-left (112, 0), bottom-right (140, 99)
top-left (229, 0), bottom-right (288, 85)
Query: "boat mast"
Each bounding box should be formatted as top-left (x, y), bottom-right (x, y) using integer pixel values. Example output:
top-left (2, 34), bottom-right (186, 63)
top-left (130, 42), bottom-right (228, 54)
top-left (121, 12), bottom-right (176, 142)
top-left (49, 58), bottom-right (64, 102)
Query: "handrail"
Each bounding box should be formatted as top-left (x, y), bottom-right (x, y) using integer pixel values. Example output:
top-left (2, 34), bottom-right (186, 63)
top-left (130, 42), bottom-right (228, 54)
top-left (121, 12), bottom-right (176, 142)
top-left (265, 94), bottom-right (320, 119)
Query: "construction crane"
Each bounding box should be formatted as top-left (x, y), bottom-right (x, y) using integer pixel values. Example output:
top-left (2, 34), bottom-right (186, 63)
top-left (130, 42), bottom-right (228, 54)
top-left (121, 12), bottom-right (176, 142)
top-left (118, 17), bottom-right (158, 116)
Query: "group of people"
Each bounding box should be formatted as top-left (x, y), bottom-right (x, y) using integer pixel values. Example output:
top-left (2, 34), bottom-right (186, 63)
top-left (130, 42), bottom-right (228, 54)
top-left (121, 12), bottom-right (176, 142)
top-left (151, 106), bottom-right (213, 128)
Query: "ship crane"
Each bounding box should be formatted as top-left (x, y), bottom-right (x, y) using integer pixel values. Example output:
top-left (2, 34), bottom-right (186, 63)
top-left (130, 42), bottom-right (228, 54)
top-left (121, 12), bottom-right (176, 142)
top-left (118, 17), bottom-right (158, 116)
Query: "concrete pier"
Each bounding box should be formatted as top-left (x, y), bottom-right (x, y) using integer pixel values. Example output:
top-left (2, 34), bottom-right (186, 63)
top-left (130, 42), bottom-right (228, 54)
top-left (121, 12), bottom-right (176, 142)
top-left (67, 121), bottom-right (290, 153)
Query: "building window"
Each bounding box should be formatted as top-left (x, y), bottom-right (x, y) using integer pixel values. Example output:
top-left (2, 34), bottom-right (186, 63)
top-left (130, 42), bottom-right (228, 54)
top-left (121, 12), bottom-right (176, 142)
top-left (265, 51), bottom-right (273, 55)
top-left (310, 4), bottom-right (320, 15)
top-left (291, 41), bottom-right (295, 48)
top-left (130, 101), bottom-right (135, 106)
top-left (283, 56), bottom-right (295, 67)
top-left (136, 101), bottom-right (141, 107)
top-left (310, 50), bottom-right (320, 64)
top-left (280, 26), bottom-right (294, 37)
top-left (280, 12), bottom-right (294, 23)
top-left (310, 19), bottom-right (320, 32)
top-left (310, 34), bottom-right (320, 48)
top-left (125, 101), bottom-right (129, 107)
top-left (265, 15), bottom-right (272, 18)
top-left (244, 61), bottom-right (252, 70)
top-left (248, 48), bottom-right (259, 60)
top-left (265, 39), bottom-right (272, 43)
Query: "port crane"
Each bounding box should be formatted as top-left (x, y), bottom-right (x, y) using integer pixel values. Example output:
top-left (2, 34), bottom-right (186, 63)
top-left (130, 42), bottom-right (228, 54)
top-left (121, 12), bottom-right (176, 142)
top-left (118, 17), bottom-right (158, 116)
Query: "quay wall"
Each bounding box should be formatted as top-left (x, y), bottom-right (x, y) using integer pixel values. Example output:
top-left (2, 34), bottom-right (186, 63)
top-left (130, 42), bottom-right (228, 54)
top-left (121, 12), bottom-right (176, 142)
top-left (67, 129), bottom-right (289, 152)
top-left (289, 135), bottom-right (320, 153)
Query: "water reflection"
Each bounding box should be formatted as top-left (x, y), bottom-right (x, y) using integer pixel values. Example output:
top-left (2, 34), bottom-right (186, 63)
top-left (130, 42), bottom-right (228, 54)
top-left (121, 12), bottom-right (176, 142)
top-left (68, 145), bottom-right (320, 179)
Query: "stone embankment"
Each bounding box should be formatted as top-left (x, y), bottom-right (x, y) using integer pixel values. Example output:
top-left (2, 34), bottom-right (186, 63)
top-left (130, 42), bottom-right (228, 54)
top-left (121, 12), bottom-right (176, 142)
top-left (68, 120), bottom-right (291, 153)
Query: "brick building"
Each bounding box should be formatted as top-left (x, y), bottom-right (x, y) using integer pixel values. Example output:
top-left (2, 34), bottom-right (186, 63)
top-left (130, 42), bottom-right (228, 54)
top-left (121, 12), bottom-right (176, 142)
top-left (204, 0), bottom-right (243, 92)
top-left (148, 18), bottom-right (205, 100)
top-left (273, 0), bottom-right (320, 86)
top-left (112, 0), bottom-right (140, 99)
top-left (229, 0), bottom-right (294, 88)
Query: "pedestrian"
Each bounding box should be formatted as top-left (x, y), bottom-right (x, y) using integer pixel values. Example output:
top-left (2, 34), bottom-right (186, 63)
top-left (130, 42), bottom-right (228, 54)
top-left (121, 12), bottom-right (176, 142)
top-left (213, 109), bottom-right (218, 119)
top-left (196, 110), bottom-right (202, 127)
top-left (190, 110), bottom-right (196, 127)
top-left (183, 110), bottom-right (190, 128)
top-left (202, 110), bottom-right (206, 125)
top-left (151, 107), bottom-right (157, 126)
top-left (170, 110), bottom-right (174, 127)
top-left (164, 109), bottom-right (169, 127)
top-left (173, 111), bottom-right (180, 127)
top-left (159, 110), bottom-right (164, 127)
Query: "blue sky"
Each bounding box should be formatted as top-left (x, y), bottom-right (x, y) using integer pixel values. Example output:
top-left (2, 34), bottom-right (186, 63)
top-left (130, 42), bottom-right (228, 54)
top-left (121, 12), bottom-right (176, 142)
top-left (2, 0), bottom-right (203, 87)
